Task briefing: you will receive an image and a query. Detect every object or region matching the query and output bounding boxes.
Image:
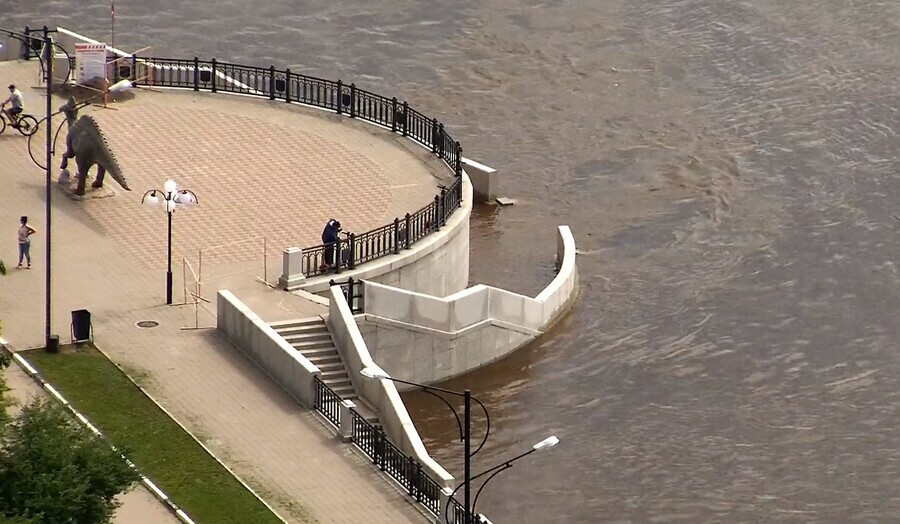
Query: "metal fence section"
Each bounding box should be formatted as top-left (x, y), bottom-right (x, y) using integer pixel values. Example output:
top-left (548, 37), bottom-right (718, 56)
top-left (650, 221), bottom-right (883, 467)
top-left (313, 377), bottom-right (342, 427)
top-left (307, 360), bottom-right (478, 522)
top-left (120, 55), bottom-right (464, 278)
top-left (348, 409), bottom-right (450, 519)
top-left (328, 277), bottom-right (364, 314)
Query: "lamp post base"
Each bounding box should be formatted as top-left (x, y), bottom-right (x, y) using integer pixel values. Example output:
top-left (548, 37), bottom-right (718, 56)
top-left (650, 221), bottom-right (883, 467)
top-left (166, 270), bottom-right (173, 305)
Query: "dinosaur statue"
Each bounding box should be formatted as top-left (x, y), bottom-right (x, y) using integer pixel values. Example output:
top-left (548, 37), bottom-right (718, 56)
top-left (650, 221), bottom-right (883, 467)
top-left (58, 97), bottom-right (130, 196)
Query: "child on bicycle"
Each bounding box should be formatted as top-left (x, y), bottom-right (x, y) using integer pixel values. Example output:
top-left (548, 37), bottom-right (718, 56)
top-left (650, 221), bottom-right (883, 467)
top-left (1, 84), bottom-right (24, 127)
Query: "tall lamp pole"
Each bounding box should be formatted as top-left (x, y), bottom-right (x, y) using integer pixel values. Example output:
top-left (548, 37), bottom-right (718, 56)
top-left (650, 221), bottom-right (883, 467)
top-left (452, 436), bottom-right (560, 522)
top-left (23, 28), bottom-right (129, 348)
top-left (43, 27), bottom-right (53, 349)
top-left (360, 367), bottom-right (491, 524)
top-left (141, 180), bottom-right (198, 304)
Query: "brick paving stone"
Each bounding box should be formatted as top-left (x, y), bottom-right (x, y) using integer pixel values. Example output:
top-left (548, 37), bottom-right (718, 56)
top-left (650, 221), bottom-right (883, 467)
top-left (0, 59), bottom-right (443, 523)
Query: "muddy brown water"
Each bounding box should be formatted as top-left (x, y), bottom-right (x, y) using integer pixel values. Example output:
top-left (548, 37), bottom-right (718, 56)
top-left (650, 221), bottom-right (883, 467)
top-left (7, 0), bottom-right (900, 521)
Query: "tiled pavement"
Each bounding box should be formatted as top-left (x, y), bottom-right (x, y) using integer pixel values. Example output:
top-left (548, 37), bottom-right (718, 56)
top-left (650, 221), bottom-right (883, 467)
top-left (0, 59), bottom-right (445, 523)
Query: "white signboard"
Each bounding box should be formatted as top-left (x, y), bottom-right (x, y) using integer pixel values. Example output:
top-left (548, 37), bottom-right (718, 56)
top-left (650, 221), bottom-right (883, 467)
top-left (74, 43), bottom-right (107, 86)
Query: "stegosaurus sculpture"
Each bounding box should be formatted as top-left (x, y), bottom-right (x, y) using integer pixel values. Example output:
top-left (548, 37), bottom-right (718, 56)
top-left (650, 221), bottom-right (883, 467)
top-left (59, 97), bottom-right (130, 196)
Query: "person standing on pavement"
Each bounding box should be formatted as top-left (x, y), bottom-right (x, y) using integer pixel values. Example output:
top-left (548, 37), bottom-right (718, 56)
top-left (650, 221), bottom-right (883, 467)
top-left (17, 216), bottom-right (36, 269)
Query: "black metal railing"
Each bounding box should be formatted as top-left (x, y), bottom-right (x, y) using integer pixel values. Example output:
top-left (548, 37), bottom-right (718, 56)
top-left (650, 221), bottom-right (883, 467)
top-left (309, 373), bottom-right (477, 522)
top-left (21, 46), bottom-right (468, 278)
top-left (328, 277), bottom-right (364, 313)
top-left (313, 376), bottom-right (341, 427)
top-left (123, 55), bottom-right (464, 278)
top-left (350, 409), bottom-right (450, 518)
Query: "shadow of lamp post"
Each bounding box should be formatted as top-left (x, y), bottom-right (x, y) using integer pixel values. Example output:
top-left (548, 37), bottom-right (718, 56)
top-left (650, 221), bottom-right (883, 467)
top-left (140, 180), bottom-right (198, 305)
top-left (361, 367), bottom-right (559, 523)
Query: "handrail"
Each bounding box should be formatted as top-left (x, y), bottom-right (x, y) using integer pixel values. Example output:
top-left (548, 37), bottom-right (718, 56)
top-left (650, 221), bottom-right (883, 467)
top-left (19, 40), bottom-right (468, 279)
top-left (348, 408), bottom-right (451, 519)
top-left (118, 55), bottom-right (465, 278)
top-left (312, 376), bottom-right (341, 427)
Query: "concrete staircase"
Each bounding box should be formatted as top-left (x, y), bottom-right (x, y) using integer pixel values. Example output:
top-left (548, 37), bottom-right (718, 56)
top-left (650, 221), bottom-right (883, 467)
top-left (269, 317), bottom-right (379, 425)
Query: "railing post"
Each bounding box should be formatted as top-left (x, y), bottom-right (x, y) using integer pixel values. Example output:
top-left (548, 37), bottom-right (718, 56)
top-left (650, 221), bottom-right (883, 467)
top-left (402, 101), bottom-right (409, 137)
top-left (285, 68), bottom-right (292, 103)
top-left (131, 54), bottom-right (138, 83)
top-left (433, 195), bottom-right (441, 232)
top-left (210, 58), bottom-right (217, 92)
top-left (404, 213), bottom-right (412, 249)
top-left (269, 65), bottom-right (276, 100)
top-left (393, 217), bottom-right (400, 255)
top-left (348, 232), bottom-right (356, 269)
top-left (431, 118), bottom-right (439, 154)
top-left (193, 56), bottom-right (199, 91)
top-left (334, 238), bottom-right (343, 274)
top-left (373, 427), bottom-right (382, 466)
top-left (336, 79), bottom-right (343, 114)
top-left (349, 83), bottom-right (357, 118)
top-left (438, 123), bottom-right (446, 158)
top-left (22, 26), bottom-right (30, 60)
top-left (414, 461), bottom-right (423, 502)
top-left (440, 188), bottom-right (448, 227)
top-left (456, 142), bottom-right (463, 176)
top-left (391, 97), bottom-right (398, 132)
top-left (344, 277), bottom-right (353, 305)
top-left (338, 400), bottom-right (355, 442)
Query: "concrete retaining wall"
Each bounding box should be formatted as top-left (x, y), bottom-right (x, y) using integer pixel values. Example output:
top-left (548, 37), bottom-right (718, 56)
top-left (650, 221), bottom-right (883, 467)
top-left (325, 286), bottom-right (454, 489)
top-left (290, 173), bottom-right (473, 298)
top-left (217, 290), bottom-right (321, 408)
top-left (357, 225), bottom-right (578, 387)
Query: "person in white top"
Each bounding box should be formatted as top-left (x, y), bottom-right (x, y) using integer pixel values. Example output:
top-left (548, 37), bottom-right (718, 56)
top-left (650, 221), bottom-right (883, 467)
top-left (2, 84), bottom-right (24, 127)
top-left (17, 216), bottom-right (36, 269)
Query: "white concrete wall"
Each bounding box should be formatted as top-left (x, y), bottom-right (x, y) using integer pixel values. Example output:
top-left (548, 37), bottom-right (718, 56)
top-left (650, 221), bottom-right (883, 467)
top-left (358, 225), bottom-right (578, 386)
top-left (293, 173), bottom-right (473, 298)
top-left (325, 286), bottom-right (454, 489)
top-left (216, 290), bottom-right (321, 408)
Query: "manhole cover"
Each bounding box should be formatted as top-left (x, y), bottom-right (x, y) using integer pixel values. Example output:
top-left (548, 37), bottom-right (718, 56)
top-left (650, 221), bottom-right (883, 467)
top-left (135, 320), bottom-right (159, 329)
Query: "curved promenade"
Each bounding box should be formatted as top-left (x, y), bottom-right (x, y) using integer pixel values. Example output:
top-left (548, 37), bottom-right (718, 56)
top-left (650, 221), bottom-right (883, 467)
top-left (0, 56), bottom-right (433, 523)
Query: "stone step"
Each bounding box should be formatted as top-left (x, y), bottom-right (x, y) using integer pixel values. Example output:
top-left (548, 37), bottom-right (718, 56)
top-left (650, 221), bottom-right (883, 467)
top-left (301, 347), bottom-right (340, 358)
top-left (275, 324), bottom-right (330, 337)
top-left (331, 384), bottom-right (356, 397)
top-left (327, 377), bottom-right (353, 390)
top-left (290, 339), bottom-right (336, 352)
top-left (269, 317), bottom-right (323, 329)
top-left (307, 357), bottom-right (342, 369)
top-left (320, 369), bottom-right (350, 381)
top-left (283, 332), bottom-right (333, 344)
top-left (314, 361), bottom-right (345, 372)
top-left (352, 400), bottom-right (381, 426)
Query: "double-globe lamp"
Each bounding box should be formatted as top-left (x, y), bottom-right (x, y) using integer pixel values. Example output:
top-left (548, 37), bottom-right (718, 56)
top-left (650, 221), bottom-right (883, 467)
top-left (141, 179), bottom-right (198, 304)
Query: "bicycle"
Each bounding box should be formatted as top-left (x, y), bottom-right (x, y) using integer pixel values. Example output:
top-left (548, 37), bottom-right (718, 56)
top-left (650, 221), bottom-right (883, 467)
top-left (0, 109), bottom-right (39, 136)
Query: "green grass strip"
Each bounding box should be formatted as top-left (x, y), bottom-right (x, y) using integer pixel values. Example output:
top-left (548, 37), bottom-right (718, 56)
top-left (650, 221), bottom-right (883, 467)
top-left (26, 347), bottom-right (283, 524)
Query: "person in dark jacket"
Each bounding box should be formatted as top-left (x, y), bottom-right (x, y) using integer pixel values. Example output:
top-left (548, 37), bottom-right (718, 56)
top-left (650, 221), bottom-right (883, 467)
top-left (321, 219), bottom-right (341, 268)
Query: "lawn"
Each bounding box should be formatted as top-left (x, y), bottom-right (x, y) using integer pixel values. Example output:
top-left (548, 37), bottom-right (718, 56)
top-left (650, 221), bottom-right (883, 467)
top-left (26, 347), bottom-right (284, 524)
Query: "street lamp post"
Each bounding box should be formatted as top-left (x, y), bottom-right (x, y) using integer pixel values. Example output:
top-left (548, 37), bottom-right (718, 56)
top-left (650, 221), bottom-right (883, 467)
top-left (360, 367), bottom-right (491, 524)
top-left (43, 27), bottom-right (53, 350)
top-left (141, 180), bottom-right (198, 304)
top-left (21, 28), bottom-right (133, 348)
top-left (459, 436), bottom-right (559, 522)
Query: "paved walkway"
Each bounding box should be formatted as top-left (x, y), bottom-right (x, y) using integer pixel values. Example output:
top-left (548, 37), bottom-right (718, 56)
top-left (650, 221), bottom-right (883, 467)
top-left (0, 59), bottom-right (445, 523)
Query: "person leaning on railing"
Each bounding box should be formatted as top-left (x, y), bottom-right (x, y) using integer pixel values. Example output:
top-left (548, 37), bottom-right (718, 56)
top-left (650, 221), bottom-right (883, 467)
top-left (320, 218), bottom-right (342, 270)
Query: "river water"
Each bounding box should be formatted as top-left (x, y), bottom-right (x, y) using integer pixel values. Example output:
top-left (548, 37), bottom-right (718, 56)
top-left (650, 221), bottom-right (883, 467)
top-left (7, 1), bottom-right (900, 522)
